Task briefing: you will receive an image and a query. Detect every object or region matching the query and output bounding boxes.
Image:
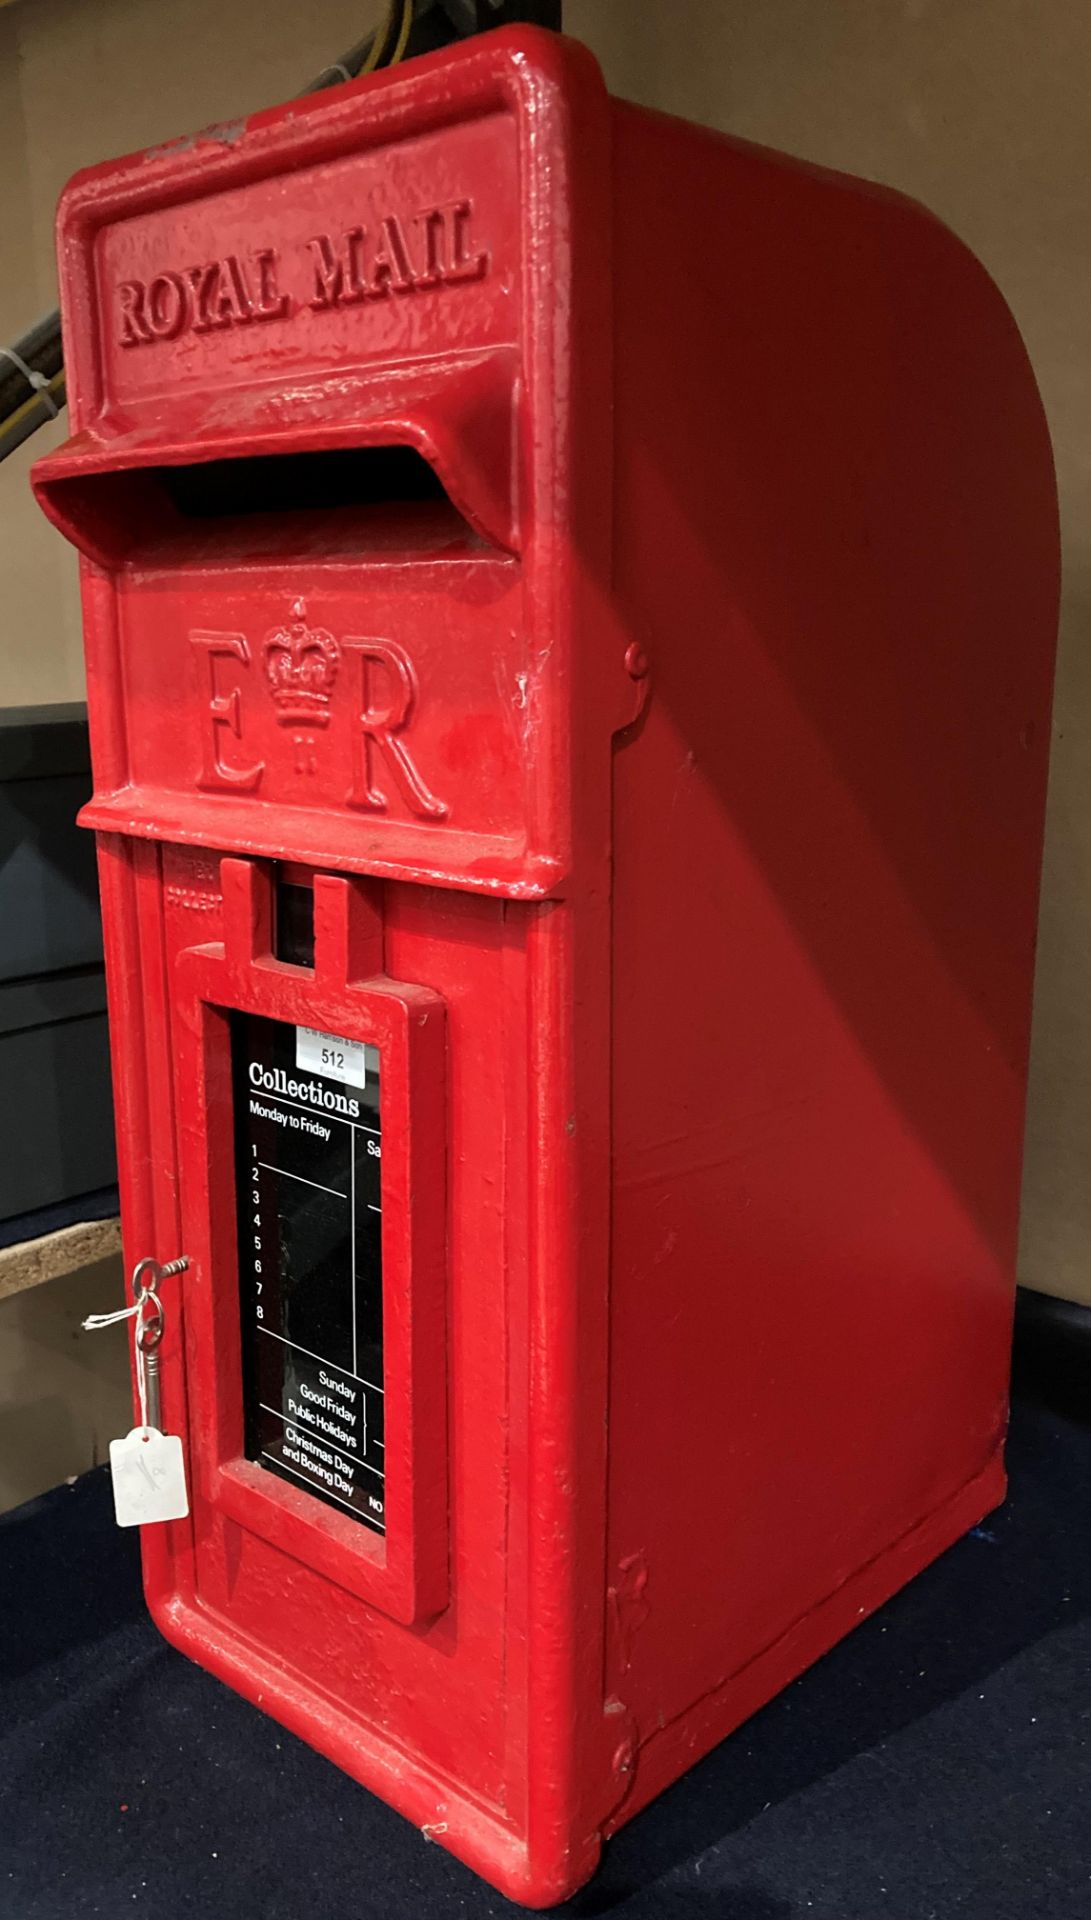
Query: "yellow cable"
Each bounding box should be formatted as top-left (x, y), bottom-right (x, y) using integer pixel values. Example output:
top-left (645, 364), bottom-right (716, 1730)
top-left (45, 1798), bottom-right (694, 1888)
top-left (2, 4), bottom-right (413, 457)
top-left (389, 0), bottom-right (413, 65)
top-left (1, 368), bottom-right (65, 443)
top-left (360, 1), bottom-right (398, 74)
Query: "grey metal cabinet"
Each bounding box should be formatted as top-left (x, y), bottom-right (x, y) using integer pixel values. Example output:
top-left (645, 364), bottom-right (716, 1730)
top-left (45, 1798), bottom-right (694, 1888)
top-left (0, 705), bottom-right (117, 1232)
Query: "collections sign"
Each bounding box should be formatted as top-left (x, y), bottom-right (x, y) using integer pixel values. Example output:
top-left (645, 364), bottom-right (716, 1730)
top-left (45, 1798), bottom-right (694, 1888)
top-left (232, 1011), bottom-right (386, 1534)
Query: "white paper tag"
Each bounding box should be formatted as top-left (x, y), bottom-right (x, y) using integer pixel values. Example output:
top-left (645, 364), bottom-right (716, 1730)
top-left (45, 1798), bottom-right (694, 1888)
top-left (108, 1427), bottom-right (190, 1528)
top-left (296, 1025), bottom-right (368, 1088)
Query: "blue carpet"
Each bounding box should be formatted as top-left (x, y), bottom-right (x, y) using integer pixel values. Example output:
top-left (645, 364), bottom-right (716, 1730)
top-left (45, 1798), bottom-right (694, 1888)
top-left (1, 1323), bottom-right (1089, 1918)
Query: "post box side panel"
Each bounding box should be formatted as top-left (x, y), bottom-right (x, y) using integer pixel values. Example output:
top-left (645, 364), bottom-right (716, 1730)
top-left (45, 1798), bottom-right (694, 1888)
top-left (604, 105), bottom-right (1057, 1786)
top-left (158, 859), bottom-right (525, 1810)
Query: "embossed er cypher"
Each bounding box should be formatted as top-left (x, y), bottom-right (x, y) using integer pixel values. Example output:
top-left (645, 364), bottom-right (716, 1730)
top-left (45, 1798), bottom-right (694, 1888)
top-left (188, 606), bottom-right (448, 821)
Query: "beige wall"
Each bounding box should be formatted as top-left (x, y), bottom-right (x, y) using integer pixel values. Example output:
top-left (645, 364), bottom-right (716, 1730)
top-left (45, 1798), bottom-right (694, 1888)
top-left (0, 1257), bottom-right (132, 1509)
top-left (1, 0), bottom-right (1087, 1303)
top-left (0, 0), bottom-right (381, 704)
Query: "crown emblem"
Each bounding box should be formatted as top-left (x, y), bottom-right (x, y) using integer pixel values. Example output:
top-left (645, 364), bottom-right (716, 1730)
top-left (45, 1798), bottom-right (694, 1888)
top-left (263, 601), bottom-right (339, 726)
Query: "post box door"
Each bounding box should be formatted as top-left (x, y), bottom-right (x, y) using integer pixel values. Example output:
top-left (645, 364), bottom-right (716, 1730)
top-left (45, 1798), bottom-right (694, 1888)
top-left (31, 31), bottom-right (618, 1878)
top-left (173, 859), bottom-right (447, 1626)
top-left (111, 834), bottom-right (538, 1816)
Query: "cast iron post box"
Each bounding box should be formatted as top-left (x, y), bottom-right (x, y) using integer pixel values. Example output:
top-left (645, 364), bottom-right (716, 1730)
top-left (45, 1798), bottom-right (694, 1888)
top-left (34, 28), bottom-right (1058, 1906)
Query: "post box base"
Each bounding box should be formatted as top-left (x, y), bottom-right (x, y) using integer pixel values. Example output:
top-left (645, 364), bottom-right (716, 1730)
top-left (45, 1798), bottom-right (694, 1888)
top-left (603, 1446), bottom-right (1007, 1847)
top-left (142, 1444), bottom-right (1004, 1907)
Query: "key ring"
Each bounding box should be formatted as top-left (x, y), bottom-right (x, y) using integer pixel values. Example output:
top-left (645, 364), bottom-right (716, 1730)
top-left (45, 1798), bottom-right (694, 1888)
top-left (130, 1255), bottom-right (188, 1349)
top-left (131, 1257), bottom-right (166, 1351)
top-left (132, 1256), bottom-right (165, 1301)
top-left (135, 1291), bottom-right (165, 1352)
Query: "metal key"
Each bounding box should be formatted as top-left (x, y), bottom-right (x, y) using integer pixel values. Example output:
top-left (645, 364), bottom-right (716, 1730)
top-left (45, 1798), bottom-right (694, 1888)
top-left (132, 1256), bottom-right (189, 1432)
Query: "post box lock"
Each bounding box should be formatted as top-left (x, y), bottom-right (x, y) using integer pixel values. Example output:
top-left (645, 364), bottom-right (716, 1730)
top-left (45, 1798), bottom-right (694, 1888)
top-left (83, 1253), bottom-right (190, 1438)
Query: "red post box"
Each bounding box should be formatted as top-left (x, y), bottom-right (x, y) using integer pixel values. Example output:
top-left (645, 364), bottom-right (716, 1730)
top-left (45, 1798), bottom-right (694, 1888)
top-left (34, 27), bottom-right (1057, 1906)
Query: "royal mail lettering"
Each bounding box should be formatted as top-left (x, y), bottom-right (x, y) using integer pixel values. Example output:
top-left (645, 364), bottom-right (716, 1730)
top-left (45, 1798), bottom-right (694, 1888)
top-left (118, 250), bottom-right (288, 346)
top-left (117, 199), bottom-right (487, 348)
top-left (308, 201), bottom-right (486, 310)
